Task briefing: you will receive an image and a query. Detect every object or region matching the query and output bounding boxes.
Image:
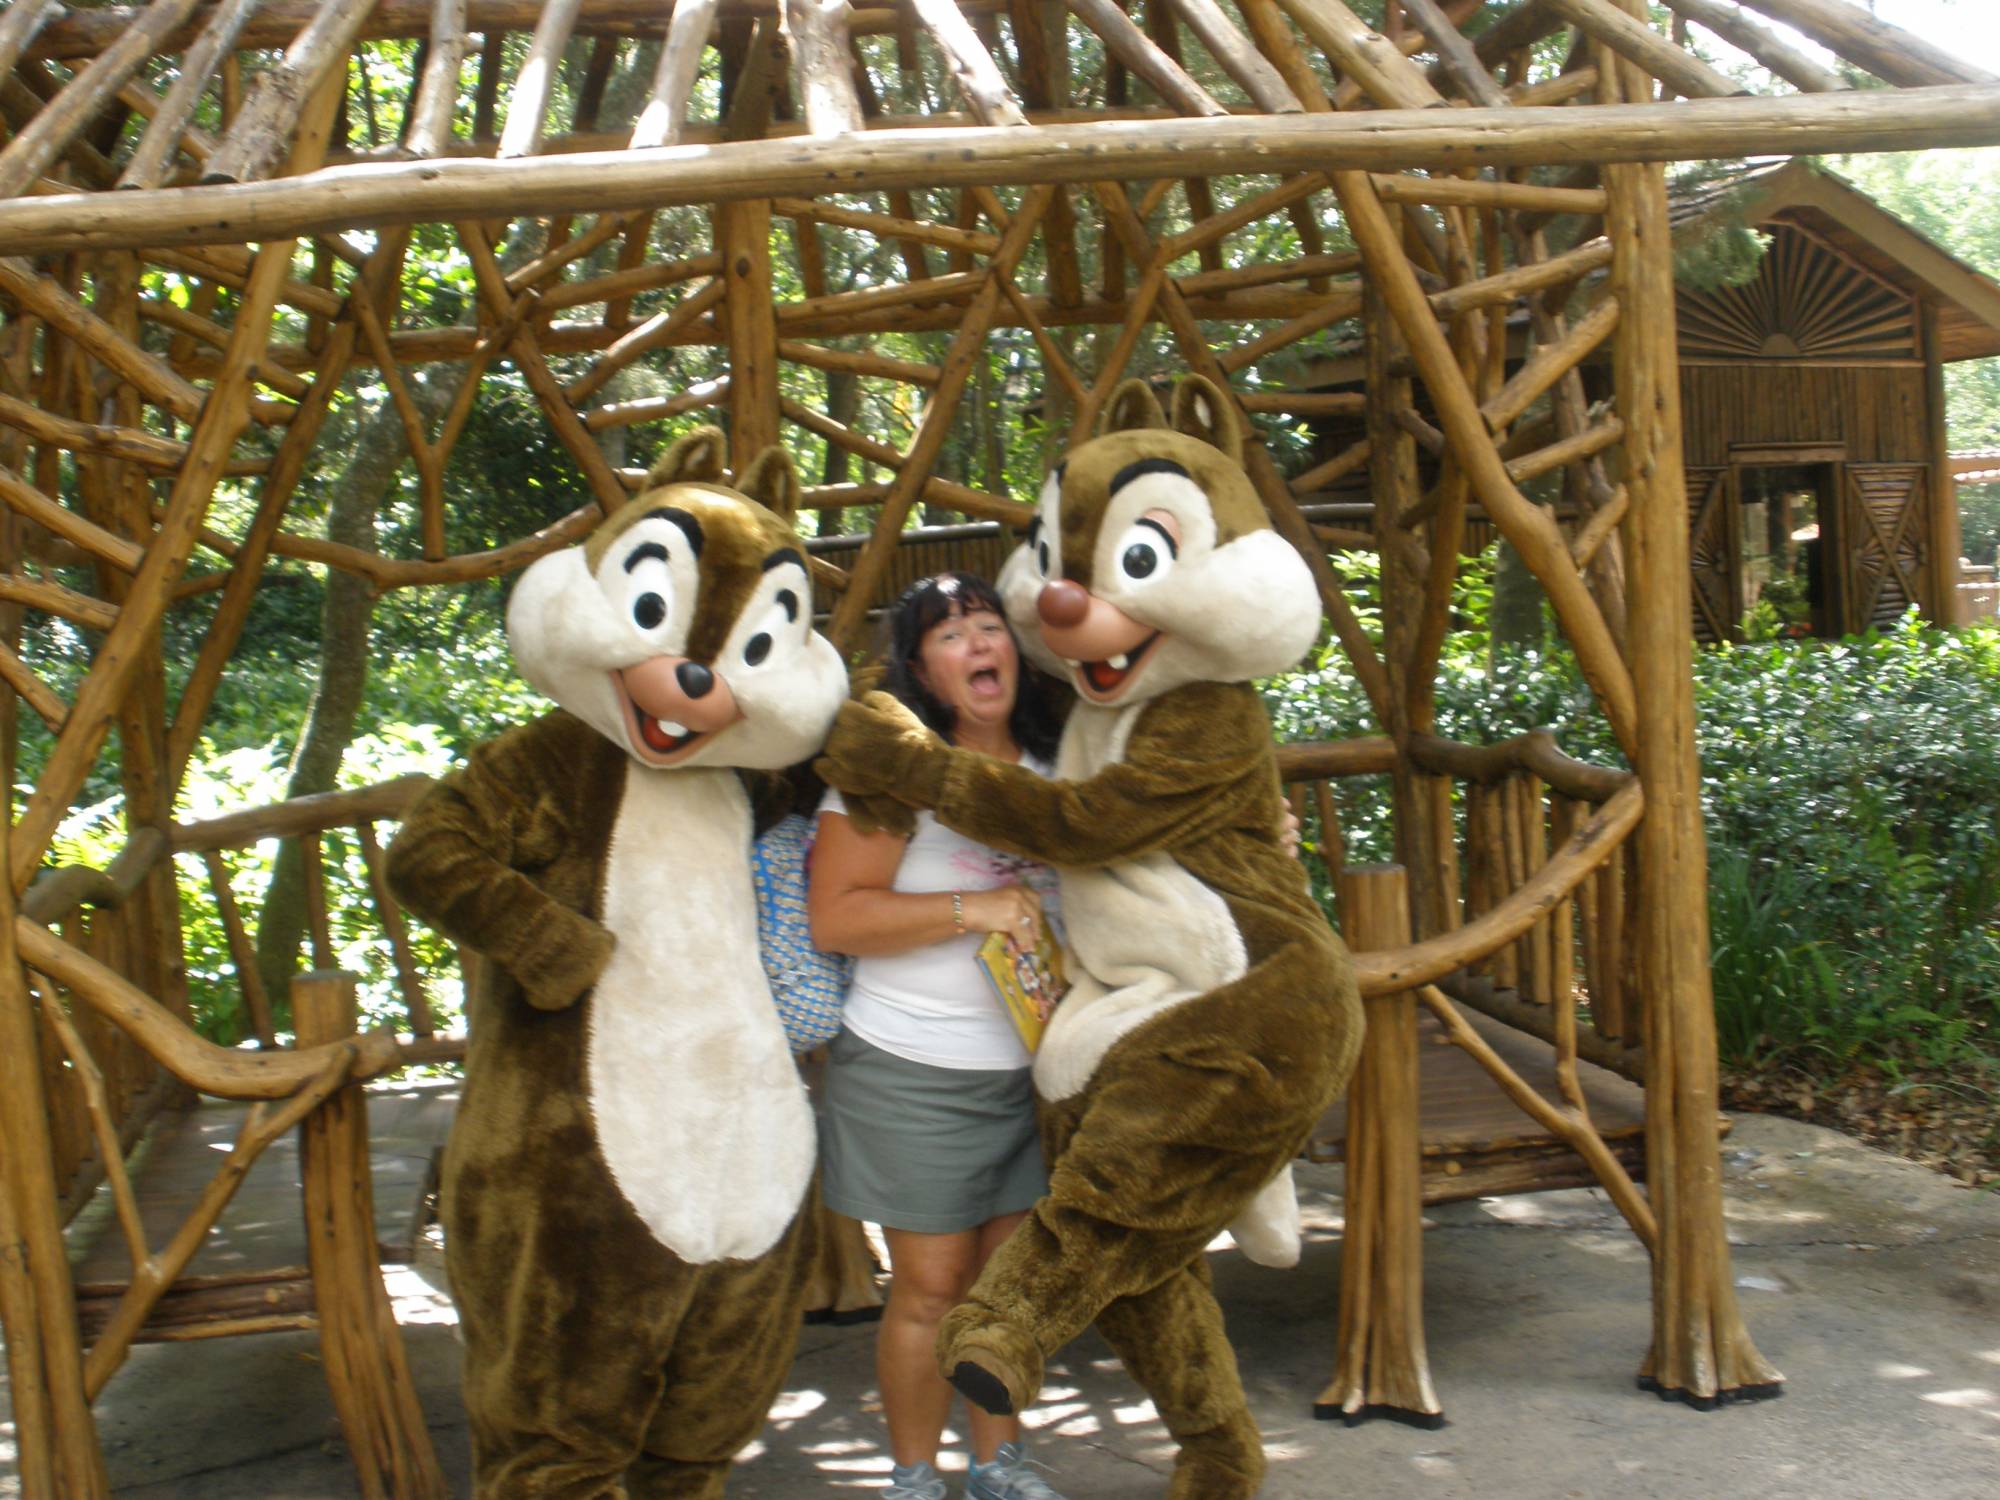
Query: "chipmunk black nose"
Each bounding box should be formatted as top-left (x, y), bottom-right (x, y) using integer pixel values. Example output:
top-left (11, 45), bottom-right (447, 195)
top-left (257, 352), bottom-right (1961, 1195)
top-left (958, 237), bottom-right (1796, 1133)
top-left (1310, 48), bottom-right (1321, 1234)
top-left (676, 661), bottom-right (715, 698)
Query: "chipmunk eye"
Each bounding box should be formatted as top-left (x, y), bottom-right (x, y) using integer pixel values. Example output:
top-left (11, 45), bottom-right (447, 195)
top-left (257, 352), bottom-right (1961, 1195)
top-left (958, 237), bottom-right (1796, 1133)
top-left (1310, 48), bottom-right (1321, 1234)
top-left (1111, 516), bottom-right (1178, 585)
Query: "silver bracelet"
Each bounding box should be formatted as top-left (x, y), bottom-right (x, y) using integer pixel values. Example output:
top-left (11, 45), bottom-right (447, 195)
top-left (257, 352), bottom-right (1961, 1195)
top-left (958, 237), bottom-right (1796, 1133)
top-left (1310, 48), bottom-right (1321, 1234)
top-left (951, 892), bottom-right (966, 935)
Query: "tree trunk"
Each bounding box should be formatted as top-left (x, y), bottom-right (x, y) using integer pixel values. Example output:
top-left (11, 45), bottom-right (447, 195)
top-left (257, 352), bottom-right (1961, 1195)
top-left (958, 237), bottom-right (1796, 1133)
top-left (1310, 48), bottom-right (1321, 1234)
top-left (1489, 537), bottom-right (1547, 656)
top-left (253, 375), bottom-right (451, 1017)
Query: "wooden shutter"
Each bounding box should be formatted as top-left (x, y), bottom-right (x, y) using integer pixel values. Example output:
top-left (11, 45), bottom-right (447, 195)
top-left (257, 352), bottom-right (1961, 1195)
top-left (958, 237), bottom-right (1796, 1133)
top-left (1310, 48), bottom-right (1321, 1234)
top-left (1686, 466), bottom-right (1736, 644)
top-left (1842, 464), bottom-right (1930, 630)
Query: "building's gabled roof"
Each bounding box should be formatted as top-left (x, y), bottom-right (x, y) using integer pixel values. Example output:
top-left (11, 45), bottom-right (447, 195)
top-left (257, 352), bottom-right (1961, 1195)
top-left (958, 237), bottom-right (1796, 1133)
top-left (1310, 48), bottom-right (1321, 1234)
top-left (1674, 158), bottom-right (2000, 363)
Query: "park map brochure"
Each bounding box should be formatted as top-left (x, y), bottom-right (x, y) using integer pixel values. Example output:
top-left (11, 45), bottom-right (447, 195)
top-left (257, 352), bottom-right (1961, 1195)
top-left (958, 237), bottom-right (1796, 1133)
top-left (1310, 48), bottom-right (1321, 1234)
top-left (974, 918), bottom-right (1069, 1053)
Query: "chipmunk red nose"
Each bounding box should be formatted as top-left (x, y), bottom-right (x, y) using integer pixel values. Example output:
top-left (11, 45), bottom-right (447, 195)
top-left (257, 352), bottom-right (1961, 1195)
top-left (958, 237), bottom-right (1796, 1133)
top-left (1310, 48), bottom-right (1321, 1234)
top-left (1038, 579), bottom-right (1091, 629)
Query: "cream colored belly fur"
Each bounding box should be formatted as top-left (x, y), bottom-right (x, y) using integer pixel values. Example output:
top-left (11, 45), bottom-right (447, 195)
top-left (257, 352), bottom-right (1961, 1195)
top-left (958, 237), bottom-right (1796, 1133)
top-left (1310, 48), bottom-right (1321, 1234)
top-left (1034, 701), bottom-right (1302, 1267)
top-left (588, 765), bottom-right (814, 1263)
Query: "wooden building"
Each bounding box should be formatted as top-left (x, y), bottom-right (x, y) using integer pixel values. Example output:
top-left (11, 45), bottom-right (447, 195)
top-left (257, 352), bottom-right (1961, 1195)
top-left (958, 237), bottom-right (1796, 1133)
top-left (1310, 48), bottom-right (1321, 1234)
top-left (1677, 160), bottom-right (2000, 640)
top-left (1292, 157), bottom-right (2000, 642)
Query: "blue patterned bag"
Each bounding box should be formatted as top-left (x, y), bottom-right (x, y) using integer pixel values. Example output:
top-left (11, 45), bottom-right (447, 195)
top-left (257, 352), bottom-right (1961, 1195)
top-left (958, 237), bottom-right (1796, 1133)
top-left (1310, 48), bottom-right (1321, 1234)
top-left (751, 814), bottom-right (852, 1052)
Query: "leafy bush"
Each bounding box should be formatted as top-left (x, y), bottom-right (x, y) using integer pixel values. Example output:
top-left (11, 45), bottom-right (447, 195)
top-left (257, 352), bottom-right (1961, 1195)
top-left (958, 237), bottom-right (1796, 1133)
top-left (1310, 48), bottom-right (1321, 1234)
top-left (52, 725), bottom-right (471, 1046)
top-left (1271, 611), bottom-right (2000, 1076)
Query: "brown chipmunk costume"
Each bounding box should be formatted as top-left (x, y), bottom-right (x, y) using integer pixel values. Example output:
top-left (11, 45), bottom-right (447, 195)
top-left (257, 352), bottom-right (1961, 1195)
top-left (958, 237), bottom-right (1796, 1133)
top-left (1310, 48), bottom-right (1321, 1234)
top-left (820, 377), bottom-right (1363, 1499)
top-left (387, 430), bottom-right (847, 1499)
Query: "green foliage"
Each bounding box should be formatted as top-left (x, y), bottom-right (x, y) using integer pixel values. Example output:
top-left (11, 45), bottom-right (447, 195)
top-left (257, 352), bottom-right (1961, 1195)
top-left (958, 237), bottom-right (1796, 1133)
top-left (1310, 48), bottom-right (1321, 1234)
top-left (1272, 612), bottom-right (2000, 1076)
top-left (51, 726), bottom-right (471, 1045)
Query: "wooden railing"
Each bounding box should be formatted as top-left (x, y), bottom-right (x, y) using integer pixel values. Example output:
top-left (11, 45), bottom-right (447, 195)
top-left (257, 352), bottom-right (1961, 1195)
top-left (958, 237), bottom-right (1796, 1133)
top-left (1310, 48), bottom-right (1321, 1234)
top-left (8, 781), bottom-right (455, 1497)
top-left (1279, 727), bottom-right (1650, 1425)
top-left (1280, 728), bottom-right (1644, 1080)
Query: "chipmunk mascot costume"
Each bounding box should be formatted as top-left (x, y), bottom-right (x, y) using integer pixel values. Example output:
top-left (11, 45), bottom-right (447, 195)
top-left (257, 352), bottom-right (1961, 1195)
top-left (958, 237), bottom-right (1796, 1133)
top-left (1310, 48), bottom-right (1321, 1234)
top-left (387, 429), bottom-right (847, 1499)
top-left (819, 377), bottom-right (1363, 1498)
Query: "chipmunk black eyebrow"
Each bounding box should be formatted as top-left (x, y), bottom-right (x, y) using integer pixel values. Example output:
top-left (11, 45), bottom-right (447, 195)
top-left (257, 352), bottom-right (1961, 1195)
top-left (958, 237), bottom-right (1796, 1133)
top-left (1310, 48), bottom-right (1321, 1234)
top-left (642, 506), bottom-right (704, 557)
top-left (761, 546), bottom-right (805, 575)
top-left (622, 541), bottom-right (667, 572)
top-left (1109, 457), bottom-right (1190, 496)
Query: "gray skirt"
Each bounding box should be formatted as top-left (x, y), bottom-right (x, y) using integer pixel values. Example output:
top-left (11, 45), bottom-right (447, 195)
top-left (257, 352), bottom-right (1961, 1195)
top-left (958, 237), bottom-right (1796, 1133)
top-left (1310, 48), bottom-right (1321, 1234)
top-left (819, 1028), bottom-right (1048, 1234)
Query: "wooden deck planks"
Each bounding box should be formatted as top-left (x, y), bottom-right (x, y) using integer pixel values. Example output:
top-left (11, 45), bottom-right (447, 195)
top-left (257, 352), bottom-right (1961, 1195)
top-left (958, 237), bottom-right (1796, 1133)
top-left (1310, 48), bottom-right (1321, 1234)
top-left (1310, 1004), bottom-right (1664, 1204)
top-left (67, 1081), bottom-right (455, 1309)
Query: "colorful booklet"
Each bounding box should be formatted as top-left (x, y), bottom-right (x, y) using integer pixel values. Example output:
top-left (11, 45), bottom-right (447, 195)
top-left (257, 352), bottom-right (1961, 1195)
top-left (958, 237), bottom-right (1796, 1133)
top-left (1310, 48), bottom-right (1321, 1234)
top-left (974, 921), bottom-right (1070, 1053)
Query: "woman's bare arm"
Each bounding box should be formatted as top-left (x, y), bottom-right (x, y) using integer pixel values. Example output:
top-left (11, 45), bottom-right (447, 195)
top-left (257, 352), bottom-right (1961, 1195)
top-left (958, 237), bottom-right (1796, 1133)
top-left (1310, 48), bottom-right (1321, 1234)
top-left (807, 811), bottom-right (1041, 957)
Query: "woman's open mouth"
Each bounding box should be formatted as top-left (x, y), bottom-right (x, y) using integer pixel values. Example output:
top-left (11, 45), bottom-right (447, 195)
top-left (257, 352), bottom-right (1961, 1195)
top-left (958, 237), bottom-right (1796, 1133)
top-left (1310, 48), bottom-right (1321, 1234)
top-left (968, 666), bottom-right (1004, 696)
top-left (1075, 633), bottom-right (1161, 697)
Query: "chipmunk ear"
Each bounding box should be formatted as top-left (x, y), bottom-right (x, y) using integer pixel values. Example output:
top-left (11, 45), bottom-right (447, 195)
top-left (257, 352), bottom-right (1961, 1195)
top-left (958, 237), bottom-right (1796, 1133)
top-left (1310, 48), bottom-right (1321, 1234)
top-left (646, 426), bottom-right (729, 487)
top-left (1171, 375), bottom-right (1242, 458)
top-left (1101, 379), bottom-right (1168, 436)
top-left (736, 445), bottom-right (801, 526)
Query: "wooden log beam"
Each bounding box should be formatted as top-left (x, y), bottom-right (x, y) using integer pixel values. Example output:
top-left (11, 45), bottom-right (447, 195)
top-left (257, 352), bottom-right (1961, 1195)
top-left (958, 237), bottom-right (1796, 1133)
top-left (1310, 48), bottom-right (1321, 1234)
top-left (498, 0), bottom-right (585, 158)
top-left (0, 393), bottom-right (187, 471)
top-left (1276, 0), bottom-right (1447, 111)
top-left (1607, 153), bottom-right (1782, 1407)
top-left (909, 0), bottom-right (1030, 126)
top-left (1401, 0), bottom-right (1508, 107)
top-left (1335, 171), bottom-right (1638, 756)
top-left (777, 339), bottom-right (939, 387)
top-left (1163, 0), bottom-right (1303, 114)
top-left (0, 463), bottom-right (147, 574)
top-left (10, 85), bottom-right (1999, 255)
top-left (827, 186), bottom-right (1051, 648)
top-left (0, 0), bottom-right (206, 201)
top-left (403, 0), bottom-right (470, 158)
top-left (1370, 174), bottom-right (1608, 215)
top-left (120, 0), bottom-right (262, 189)
top-left (635, 0), bottom-right (721, 148)
top-left (1482, 296), bottom-right (1620, 433)
top-left (583, 374), bottom-right (730, 431)
top-left (1066, 0), bottom-right (1228, 116)
top-left (293, 971), bottom-right (448, 1496)
top-left (787, 0), bottom-right (866, 136)
top-left (0, 823), bottom-right (112, 1497)
top-left (202, 0), bottom-right (382, 184)
top-left (1350, 779), bottom-right (1642, 997)
top-left (1543, 0), bottom-right (1745, 99)
top-left (1735, 0), bottom-right (1996, 88)
top-left (1658, 0), bottom-right (1847, 93)
top-left (0, 0), bottom-right (63, 81)
top-left (774, 196), bottom-right (1002, 256)
top-left (0, 259), bottom-right (203, 422)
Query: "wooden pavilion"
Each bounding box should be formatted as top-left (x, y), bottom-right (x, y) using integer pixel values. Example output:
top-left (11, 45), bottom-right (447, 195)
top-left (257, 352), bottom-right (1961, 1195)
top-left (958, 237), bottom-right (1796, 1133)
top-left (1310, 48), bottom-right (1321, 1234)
top-left (2, 3), bottom-right (1998, 1495)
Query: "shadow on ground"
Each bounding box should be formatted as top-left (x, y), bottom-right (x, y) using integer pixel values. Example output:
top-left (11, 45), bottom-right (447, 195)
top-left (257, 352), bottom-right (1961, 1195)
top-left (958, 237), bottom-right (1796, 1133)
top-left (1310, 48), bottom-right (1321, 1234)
top-left (5, 1114), bottom-right (1996, 1498)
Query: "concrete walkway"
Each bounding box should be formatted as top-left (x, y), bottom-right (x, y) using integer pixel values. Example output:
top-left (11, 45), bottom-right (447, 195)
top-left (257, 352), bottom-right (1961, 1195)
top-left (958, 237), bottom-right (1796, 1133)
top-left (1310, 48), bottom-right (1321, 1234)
top-left (9, 1113), bottom-right (1997, 1498)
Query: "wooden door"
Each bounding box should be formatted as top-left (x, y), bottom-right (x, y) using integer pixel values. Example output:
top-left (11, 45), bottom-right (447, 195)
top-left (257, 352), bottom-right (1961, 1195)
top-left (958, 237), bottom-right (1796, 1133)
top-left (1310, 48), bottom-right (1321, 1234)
top-left (1842, 463), bottom-right (1931, 631)
top-left (1686, 466), bottom-right (1738, 644)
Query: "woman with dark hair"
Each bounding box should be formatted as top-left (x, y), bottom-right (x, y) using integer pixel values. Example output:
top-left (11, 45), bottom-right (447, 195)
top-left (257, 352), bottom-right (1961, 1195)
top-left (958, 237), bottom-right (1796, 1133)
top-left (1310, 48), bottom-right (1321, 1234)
top-left (809, 572), bottom-right (1071, 1500)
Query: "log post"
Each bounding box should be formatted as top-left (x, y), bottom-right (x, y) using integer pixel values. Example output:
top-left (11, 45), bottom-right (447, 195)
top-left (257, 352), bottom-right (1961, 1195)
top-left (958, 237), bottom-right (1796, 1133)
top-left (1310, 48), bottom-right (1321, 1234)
top-left (1604, 155), bottom-right (1783, 1406)
top-left (1319, 863), bottom-right (1442, 1428)
top-left (293, 971), bottom-right (446, 1499)
top-left (0, 802), bottom-right (109, 1496)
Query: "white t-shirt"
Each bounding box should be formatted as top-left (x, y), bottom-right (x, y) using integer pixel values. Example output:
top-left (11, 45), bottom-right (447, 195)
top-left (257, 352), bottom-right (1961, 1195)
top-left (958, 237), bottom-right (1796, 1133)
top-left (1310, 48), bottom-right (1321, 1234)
top-left (818, 754), bottom-right (1058, 1070)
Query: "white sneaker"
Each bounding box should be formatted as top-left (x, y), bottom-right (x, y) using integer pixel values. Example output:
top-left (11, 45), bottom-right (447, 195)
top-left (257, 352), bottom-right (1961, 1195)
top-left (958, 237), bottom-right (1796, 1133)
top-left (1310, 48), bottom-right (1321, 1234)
top-left (884, 1460), bottom-right (949, 1500)
top-left (965, 1441), bottom-right (1069, 1500)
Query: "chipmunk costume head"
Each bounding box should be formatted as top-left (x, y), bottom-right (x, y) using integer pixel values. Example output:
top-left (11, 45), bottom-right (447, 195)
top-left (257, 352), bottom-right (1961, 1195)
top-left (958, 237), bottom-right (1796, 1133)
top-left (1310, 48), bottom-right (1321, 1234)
top-left (388, 428), bottom-right (845, 1499)
top-left (509, 426), bottom-right (845, 773)
top-left (998, 376), bottom-right (1321, 706)
top-left (818, 375), bottom-right (1362, 1499)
